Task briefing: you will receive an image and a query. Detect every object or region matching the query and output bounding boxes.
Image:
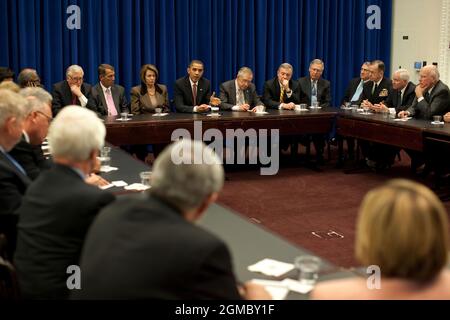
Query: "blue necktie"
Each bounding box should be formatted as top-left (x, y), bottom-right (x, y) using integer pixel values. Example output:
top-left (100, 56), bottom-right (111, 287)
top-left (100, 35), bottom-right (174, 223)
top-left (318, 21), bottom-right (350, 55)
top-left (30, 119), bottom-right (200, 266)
top-left (2, 150), bottom-right (27, 176)
top-left (351, 80), bottom-right (364, 102)
top-left (311, 81), bottom-right (318, 105)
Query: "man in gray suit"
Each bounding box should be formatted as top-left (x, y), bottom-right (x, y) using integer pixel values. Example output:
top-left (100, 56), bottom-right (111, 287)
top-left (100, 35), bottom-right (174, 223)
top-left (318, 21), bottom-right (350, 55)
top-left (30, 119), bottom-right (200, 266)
top-left (87, 64), bottom-right (128, 116)
top-left (219, 67), bottom-right (264, 111)
top-left (399, 65), bottom-right (450, 120)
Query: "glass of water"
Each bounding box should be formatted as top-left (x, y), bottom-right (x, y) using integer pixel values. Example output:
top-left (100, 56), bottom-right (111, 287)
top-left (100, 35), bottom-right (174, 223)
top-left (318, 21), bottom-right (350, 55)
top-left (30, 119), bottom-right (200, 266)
top-left (295, 255), bottom-right (321, 286)
top-left (140, 171), bottom-right (152, 187)
top-left (101, 146), bottom-right (111, 158)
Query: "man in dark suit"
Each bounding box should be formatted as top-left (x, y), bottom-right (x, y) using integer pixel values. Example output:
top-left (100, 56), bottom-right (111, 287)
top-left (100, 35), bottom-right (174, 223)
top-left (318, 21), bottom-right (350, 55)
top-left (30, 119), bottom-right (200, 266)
top-left (262, 63), bottom-right (300, 110)
top-left (14, 106), bottom-right (115, 299)
top-left (87, 64), bottom-right (128, 116)
top-left (219, 67), bottom-right (263, 111)
top-left (341, 62), bottom-right (371, 105)
top-left (72, 140), bottom-right (269, 300)
top-left (51, 65), bottom-right (92, 116)
top-left (398, 65), bottom-right (450, 173)
top-left (297, 59), bottom-right (331, 108)
top-left (399, 65), bottom-right (450, 120)
top-left (174, 60), bottom-right (221, 113)
top-left (0, 89), bottom-right (32, 259)
top-left (368, 68), bottom-right (415, 113)
top-left (9, 88), bottom-right (53, 180)
top-left (360, 60), bottom-right (392, 106)
top-left (296, 59), bottom-right (331, 163)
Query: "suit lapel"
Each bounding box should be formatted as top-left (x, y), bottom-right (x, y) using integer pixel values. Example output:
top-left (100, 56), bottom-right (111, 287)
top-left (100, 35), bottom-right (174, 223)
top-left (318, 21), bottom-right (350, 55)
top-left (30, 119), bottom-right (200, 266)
top-left (0, 152), bottom-right (31, 185)
top-left (96, 84), bottom-right (108, 113)
top-left (184, 77), bottom-right (194, 105)
top-left (62, 81), bottom-right (76, 106)
top-left (304, 77), bottom-right (312, 100)
top-left (197, 78), bottom-right (205, 103)
top-left (111, 86), bottom-right (121, 113)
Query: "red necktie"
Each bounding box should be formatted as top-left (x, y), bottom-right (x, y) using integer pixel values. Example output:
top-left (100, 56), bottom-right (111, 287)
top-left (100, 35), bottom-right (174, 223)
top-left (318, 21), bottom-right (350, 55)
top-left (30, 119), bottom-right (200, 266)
top-left (72, 94), bottom-right (78, 105)
top-left (192, 83), bottom-right (197, 106)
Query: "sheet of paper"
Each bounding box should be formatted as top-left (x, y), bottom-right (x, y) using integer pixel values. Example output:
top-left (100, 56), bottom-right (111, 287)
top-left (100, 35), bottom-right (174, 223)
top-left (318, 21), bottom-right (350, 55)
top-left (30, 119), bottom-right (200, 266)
top-left (100, 166), bottom-right (119, 173)
top-left (112, 180), bottom-right (128, 187)
top-left (124, 183), bottom-right (150, 191)
top-left (248, 258), bottom-right (295, 277)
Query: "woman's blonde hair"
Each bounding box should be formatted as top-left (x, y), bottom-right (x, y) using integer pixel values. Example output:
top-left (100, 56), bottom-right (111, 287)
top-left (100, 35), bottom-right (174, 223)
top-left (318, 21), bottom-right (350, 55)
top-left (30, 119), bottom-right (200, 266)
top-left (355, 179), bottom-right (449, 282)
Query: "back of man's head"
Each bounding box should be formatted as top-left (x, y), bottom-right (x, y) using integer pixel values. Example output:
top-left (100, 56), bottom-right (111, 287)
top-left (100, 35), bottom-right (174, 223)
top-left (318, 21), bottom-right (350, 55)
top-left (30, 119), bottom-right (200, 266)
top-left (151, 139), bottom-right (224, 214)
top-left (0, 89), bottom-right (30, 129)
top-left (0, 89), bottom-right (31, 150)
top-left (48, 106), bottom-right (105, 162)
top-left (20, 87), bottom-right (52, 108)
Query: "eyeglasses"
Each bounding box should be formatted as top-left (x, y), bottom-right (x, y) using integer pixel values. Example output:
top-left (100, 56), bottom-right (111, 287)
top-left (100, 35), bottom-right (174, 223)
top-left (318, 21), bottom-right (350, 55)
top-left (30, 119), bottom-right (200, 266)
top-left (36, 111), bottom-right (53, 123)
top-left (68, 76), bottom-right (83, 82)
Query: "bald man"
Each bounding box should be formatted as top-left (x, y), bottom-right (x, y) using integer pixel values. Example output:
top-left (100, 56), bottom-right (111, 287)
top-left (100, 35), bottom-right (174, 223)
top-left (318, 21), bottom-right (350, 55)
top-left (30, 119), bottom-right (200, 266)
top-left (399, 65), bottom-right (450, 120)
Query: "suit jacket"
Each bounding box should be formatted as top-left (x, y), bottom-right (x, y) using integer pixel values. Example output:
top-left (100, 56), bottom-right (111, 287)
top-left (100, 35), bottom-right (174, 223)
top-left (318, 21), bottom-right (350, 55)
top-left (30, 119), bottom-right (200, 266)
top-left (262, 77), bottom-right (300, 109)
top-left (406, 80), bottom-right (450, 120)
top-left (51, 80), bottom-right (92, 116)
top-left (174, 76), bottom-right (212, 113)
top-left (219, 80), bottom-right (263, 110)
top-left (360, 77), bottom-right (392, 105)
top-left (0, 150), bottom-right (31, 217)
top-left (9, 135), bottom-right (51, 181)
top-left (296, 76), bottom-right (331, 108)
top-left (341, 77), bottom-right (364, 105)
top-left (384, 81), bottom-right (416, 112)
top-left (72, 193), bottom-right (241, 300)
top-left (87, 83), bottom-right (128, 116)
top-left (0, 150), bottom-right (31, 259)
top-left (14, 164), bottom-right (115, 299)
top-left (130, 84), bottom-right (169, 114)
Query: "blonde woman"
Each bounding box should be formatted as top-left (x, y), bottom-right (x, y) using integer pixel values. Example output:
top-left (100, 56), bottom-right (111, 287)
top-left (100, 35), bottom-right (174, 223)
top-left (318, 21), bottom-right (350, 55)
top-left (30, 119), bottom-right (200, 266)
top-left (312, 179), bottom-right (450, 300)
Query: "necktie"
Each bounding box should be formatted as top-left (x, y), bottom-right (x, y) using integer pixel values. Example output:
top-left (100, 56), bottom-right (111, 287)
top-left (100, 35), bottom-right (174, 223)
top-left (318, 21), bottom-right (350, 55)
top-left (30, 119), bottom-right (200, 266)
top-left (311, 81), bottom-right (318, 105)
top-left (350, 80), bottom-right (364, 102)
top-left (279, 86), bottom-right (285, 103)
top-left (311, 82), bottom-right (317, 97)
top-left (105, 88), bottom-right (118, 116)
top-left (424, 91), bottom-right (430, 103)
top-left (397, 91), bottom-right (402, 109)
top-left (192, 83), bottom-right (197, 106)
top-left (71, 94), bottom-right (78, 105)
top-left (372, 83), bottom-right (378, 96)
top-left (2, 151), bottom-right (27, 176)
top-left (237, 89), bottom-right (245, 105)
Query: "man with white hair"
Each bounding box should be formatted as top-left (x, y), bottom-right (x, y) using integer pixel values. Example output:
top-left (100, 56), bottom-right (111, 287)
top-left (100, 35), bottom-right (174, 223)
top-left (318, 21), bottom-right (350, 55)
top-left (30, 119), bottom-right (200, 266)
top-left (9, 87), bottom-right (53, 180)
top-left (72, 139), bottom-right (270, 300)
top-left (14, 106), bottom-right (115, 299)
top-left (368, 69), bottom-right (416, 113)
top-left (0, 89), bottom-right (32, 258)
top-left (219, 67), bottom-right (264, 111)
top-left (51, 65), bottom-right (92, 115)
top-left (399, 65), bottom-right (450, 120)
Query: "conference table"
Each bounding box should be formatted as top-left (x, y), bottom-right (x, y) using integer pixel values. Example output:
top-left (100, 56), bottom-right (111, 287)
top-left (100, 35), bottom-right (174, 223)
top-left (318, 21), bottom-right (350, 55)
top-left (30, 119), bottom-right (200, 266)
top-left (337, 109), bottom-right (450, 161)
top-left (100, 146), bottom-right (356, 299)
top-left (104, 108), bottom-right (338, 146)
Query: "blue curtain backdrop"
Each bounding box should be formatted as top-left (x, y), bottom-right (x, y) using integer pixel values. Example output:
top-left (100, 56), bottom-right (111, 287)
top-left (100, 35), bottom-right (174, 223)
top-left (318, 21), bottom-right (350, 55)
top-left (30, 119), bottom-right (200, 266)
top-left (0, 0), bottom-right (392, 108)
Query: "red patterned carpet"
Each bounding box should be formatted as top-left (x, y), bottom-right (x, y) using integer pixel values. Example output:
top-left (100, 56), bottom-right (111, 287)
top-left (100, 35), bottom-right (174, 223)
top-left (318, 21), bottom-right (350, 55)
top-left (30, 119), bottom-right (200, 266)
top-left (218, 150), bottom-right (450, 268)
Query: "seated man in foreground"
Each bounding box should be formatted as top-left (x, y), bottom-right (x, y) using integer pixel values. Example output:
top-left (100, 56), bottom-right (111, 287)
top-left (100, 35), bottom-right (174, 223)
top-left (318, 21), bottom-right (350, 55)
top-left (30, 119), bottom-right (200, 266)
top-left (72, 139), bottom-right (270, 300)
top-left (14, 106), bottom-right (115, 299)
